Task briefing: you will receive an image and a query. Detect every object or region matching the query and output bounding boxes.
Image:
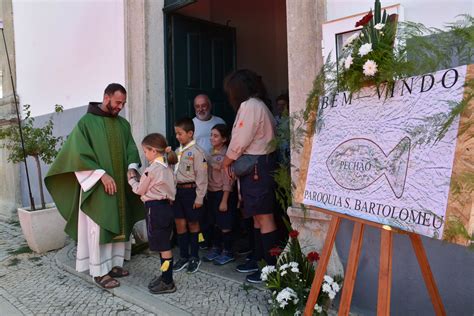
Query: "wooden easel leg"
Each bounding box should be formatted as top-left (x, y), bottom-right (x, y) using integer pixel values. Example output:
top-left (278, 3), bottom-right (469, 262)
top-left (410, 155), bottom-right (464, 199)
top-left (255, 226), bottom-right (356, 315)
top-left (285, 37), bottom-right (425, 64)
top-left (303, 216), bottom-right (341, 316)
top-left (377, 229), bottom-right (393, 316)
top-left (338, 222), bottom-right (365, 316)
top-left (409, 234), bottom-right (446, 316)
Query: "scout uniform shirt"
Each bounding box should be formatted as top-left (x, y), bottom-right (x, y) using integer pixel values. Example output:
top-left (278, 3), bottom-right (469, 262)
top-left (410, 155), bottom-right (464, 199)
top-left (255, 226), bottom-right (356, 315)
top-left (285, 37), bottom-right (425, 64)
top-left (227, 97), bottom-right (277, 161)
top-left (175, 140), bottom-right (208, 205)
top-left (208, 146), bottom-right (233, 193)
top-left (128, 156), bottom-right (176, 202)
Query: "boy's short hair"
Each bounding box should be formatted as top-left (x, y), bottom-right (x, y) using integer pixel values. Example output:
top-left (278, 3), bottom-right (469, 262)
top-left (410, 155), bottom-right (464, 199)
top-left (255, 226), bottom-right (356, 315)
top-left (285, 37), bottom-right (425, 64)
top-left (174, 117), bottom-right (195, 133)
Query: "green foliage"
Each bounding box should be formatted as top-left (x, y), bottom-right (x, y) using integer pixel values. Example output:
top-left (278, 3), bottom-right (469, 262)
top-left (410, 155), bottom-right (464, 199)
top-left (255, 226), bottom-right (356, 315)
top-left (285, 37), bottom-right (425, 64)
top-left (0, 104), bottom-right (64, 165)
top-left (337, 6), bottom-right (474, 95)
top-left (8, 245), bottom-right (33, 255)
top-left (443, 217), bottom-right (474, 249)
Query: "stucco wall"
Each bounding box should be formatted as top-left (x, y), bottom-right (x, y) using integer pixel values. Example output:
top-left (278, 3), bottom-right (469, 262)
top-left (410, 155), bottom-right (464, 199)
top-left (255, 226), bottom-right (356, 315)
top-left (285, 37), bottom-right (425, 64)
top-left (12, 0), bottom-right (125, 117)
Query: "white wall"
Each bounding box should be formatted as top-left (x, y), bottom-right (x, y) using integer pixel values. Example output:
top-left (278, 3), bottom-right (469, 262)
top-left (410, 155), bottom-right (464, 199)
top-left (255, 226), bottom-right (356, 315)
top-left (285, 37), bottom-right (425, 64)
top-left (327, 0), bottom-right (474, 29)
top-left (12, 0), bottom-right (125, 116)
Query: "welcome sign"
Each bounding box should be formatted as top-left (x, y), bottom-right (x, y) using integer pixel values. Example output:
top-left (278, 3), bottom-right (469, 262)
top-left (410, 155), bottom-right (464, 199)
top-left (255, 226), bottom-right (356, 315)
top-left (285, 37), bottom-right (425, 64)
top-left (302, 65), bottom-right (473, 243)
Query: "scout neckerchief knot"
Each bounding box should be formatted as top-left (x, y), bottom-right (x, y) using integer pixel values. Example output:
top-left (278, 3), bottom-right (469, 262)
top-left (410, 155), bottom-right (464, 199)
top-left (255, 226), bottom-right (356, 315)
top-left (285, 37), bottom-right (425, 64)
top-left (175, 140), bottom-right (196, 173)
top-left (153, 156), bottom-right (168, 168)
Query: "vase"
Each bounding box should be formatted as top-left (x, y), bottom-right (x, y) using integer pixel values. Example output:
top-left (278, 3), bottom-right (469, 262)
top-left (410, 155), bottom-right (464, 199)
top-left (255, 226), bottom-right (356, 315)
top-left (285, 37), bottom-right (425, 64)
top-left (17, 204), bottom-right (67, 253)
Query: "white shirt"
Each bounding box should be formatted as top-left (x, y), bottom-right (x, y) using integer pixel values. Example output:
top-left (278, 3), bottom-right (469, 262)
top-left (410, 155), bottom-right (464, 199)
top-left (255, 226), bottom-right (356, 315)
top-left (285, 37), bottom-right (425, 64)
top-left (193, 115), bottom-right (226, 155)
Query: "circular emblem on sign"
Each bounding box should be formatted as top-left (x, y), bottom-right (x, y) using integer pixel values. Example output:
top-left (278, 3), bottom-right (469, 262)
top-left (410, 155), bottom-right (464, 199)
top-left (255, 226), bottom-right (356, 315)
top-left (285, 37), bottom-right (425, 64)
top-left (187, 152), bottom-right (192, 157)
top-left (216, 157), bottom-right (222, 161)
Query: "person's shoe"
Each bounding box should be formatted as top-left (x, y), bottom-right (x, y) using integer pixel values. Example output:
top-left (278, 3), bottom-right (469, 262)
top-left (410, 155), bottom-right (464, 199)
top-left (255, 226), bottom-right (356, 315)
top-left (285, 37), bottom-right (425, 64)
top-left (237, 247), bottom-right (252, 256)
top-left (245, 253), bottom-right (254, 261)
top-left (173, 258), bottom-right (189, 272)
top-left (148, 275), bottom-right (162, 289)
top-left (149, 279), bottom-right (177, 294)
top-left (246, 271), bottom-right (262, 284)
top-left (236, 260), bottom-right (259, 273)
top-left (199, 242), bottom-right (209, 250)
top-left (213, 251), bottom-right (235, 265)
top-left (202, 247), bottom-right (221, 262)
top-left (186, 257), bottom-right (201, 274)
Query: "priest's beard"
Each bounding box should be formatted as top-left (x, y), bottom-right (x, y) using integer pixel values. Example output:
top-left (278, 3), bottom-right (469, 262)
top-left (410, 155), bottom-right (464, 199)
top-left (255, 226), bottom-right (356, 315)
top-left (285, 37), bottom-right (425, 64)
top-left (105, 101), bottom-right (120, 117)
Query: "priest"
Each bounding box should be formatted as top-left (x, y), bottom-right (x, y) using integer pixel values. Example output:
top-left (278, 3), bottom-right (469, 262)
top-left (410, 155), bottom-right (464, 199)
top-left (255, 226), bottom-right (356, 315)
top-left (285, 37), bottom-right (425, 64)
top-left (45, 83), bottom-right (144, 289)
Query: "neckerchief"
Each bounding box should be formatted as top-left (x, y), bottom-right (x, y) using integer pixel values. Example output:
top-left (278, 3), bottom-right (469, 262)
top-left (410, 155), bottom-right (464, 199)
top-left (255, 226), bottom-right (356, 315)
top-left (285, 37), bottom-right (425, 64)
top-left (153, 156), bottom-right (168, 168)
top-left (175, 140), bottom-right (196, 173)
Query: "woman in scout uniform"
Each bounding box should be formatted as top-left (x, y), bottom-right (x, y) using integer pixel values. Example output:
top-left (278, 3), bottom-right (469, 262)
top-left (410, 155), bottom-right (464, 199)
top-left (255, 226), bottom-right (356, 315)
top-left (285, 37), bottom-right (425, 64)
top-left (223, 69), bottom-right (279, 284)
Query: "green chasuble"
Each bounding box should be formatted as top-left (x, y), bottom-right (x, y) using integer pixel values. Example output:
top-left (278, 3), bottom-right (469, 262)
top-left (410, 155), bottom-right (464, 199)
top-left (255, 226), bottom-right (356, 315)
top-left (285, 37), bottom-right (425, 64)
top-left (45, 106), bottom-right (144, 244)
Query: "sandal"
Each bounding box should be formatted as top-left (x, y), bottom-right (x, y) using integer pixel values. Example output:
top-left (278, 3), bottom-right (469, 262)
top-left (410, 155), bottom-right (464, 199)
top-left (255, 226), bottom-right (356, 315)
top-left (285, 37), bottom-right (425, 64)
top-left (94, 275), bottom-right (120, 289)
top-left (108, 266), bottom-right (129, 278)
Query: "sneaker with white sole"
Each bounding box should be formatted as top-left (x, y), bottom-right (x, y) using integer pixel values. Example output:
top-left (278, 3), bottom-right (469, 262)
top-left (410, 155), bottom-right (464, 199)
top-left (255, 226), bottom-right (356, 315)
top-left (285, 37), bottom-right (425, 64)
top-left (173, 258), bottom-right (189, 272)
top-left (246, 271), bottom-right (262, 284)
top-left (186, 257), bottom-right (201, 274)
top-left (236, 260), bottom-right (259, 273)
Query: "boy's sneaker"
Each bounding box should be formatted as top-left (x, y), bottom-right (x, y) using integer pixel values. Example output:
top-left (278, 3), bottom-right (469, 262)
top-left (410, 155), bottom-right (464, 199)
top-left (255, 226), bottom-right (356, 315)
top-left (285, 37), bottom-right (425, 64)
top-left (237, 247), bottom-right (252, 256)
top-left (236, 260), bottom-right (259, 273)
top-left (187, 257), bottom-right (201, 274)
top-left (148, 275), bottom-right (162, 289)
top-left (213, 251), bottom-right (235, 265)
top-left (199, 242), bottom-right (209, 250)
top-left (202, 247), bottom-right (221, 262)
top-left (246, 271), bottom-right (262, 284)
top-left (149, 279), bottom-right (177, 294)
top-left (173, 258), bottom-right (189, 272)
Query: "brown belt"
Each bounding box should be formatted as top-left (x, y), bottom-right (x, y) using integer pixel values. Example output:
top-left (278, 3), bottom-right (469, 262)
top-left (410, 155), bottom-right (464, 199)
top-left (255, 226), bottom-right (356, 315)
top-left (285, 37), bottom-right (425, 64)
top-left (177, 182), bottom-right (197, 189)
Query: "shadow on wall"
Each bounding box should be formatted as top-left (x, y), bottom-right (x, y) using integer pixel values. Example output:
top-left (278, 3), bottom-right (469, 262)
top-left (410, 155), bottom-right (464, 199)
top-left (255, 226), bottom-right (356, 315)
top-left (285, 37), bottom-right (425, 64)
top-left (335, 219), bottom-right (474, 315)
top-left (20, 105), bottom-right (87, 206)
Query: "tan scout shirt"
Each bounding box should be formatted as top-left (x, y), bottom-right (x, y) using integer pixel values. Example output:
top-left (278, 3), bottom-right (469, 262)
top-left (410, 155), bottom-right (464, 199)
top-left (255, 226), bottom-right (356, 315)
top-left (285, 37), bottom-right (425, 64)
top-left (227, 97), bottom-right (276, 160)
top-left (208, 146), bottom-right (233, 192)
top-left (175, 142), bottom-right (208, 204)
top-left (128, 158), bottom-right (176, 202)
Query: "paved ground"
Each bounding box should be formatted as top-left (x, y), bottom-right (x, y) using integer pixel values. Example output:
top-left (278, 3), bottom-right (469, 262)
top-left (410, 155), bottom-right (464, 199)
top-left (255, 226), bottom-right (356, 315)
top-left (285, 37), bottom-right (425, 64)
top-left (0, 218), bottom-right (270, 315)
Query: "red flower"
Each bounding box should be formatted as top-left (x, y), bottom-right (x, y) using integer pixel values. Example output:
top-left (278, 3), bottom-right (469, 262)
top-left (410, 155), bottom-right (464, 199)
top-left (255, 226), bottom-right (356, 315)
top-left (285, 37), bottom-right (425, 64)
top-left (307, 251), bottom-right (320, 263)
top-left (355, 11), bottom-right (373, 27)
top-left (289, 230), bottom-right (299, 239)
top-left (269, 247), bottom-right (282, 257)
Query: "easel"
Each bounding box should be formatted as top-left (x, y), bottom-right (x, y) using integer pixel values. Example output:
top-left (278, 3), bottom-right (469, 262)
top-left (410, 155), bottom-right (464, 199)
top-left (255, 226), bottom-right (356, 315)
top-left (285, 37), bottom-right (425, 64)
top-left (303, 207), bottom-right (446, 316)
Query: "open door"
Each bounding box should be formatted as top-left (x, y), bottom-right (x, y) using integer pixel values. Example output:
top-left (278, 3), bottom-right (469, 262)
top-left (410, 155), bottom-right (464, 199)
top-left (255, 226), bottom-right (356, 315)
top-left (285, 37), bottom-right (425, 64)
top-left (167, 14), bottom-right (236, 144)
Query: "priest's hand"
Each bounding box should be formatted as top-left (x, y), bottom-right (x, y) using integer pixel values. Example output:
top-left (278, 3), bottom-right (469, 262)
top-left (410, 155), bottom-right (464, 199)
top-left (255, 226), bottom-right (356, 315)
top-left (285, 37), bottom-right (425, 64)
top-left (101, 173), bottom-right (117, 195)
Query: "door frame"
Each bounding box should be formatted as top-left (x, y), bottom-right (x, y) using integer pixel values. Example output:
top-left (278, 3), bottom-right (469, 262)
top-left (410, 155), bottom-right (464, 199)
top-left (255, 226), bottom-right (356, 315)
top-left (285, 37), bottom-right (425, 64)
top-left (164, 12), bottom-right (237, 142)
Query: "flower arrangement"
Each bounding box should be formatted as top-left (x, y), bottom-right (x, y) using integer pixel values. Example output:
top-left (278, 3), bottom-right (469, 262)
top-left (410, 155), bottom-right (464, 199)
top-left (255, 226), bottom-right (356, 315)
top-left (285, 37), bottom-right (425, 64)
top-left (262, 228), bottom-right (343, 315)
top-left (338, 0), bottom-right (398, 92)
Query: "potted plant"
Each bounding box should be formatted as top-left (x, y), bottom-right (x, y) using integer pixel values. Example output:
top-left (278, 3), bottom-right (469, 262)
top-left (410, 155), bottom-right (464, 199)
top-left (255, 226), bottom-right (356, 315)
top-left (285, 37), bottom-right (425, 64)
top-left (0, 104), bottom-right (67, 253)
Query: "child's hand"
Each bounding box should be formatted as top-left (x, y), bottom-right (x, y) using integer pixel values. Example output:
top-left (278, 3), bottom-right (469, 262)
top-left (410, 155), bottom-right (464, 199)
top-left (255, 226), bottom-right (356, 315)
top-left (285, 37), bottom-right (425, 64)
top-left (127, 169), bottom-right (138, 180)
top-left (218, 201), bottom-right (228, 212)
top-left (193, 203), bottom-right (202, 209)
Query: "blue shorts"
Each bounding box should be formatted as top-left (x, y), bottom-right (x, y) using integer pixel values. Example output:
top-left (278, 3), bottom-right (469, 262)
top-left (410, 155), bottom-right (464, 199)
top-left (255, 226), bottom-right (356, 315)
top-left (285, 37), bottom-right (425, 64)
top-left (144, 200), bottom-right (173, 252)
top-left (207, 190), bottom-right (237, 231)
top-left (239, 152), bottom-right (277, 218)
top-left (173, 187), bottom-right (202, 223)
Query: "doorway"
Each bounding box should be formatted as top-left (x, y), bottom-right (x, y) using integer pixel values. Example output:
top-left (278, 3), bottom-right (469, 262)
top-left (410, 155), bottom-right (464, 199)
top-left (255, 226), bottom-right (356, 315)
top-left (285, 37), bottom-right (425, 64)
top-left (164, 0), bottom-right (288, 143)
top-left (166, 14), bottom-right (236, 144)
